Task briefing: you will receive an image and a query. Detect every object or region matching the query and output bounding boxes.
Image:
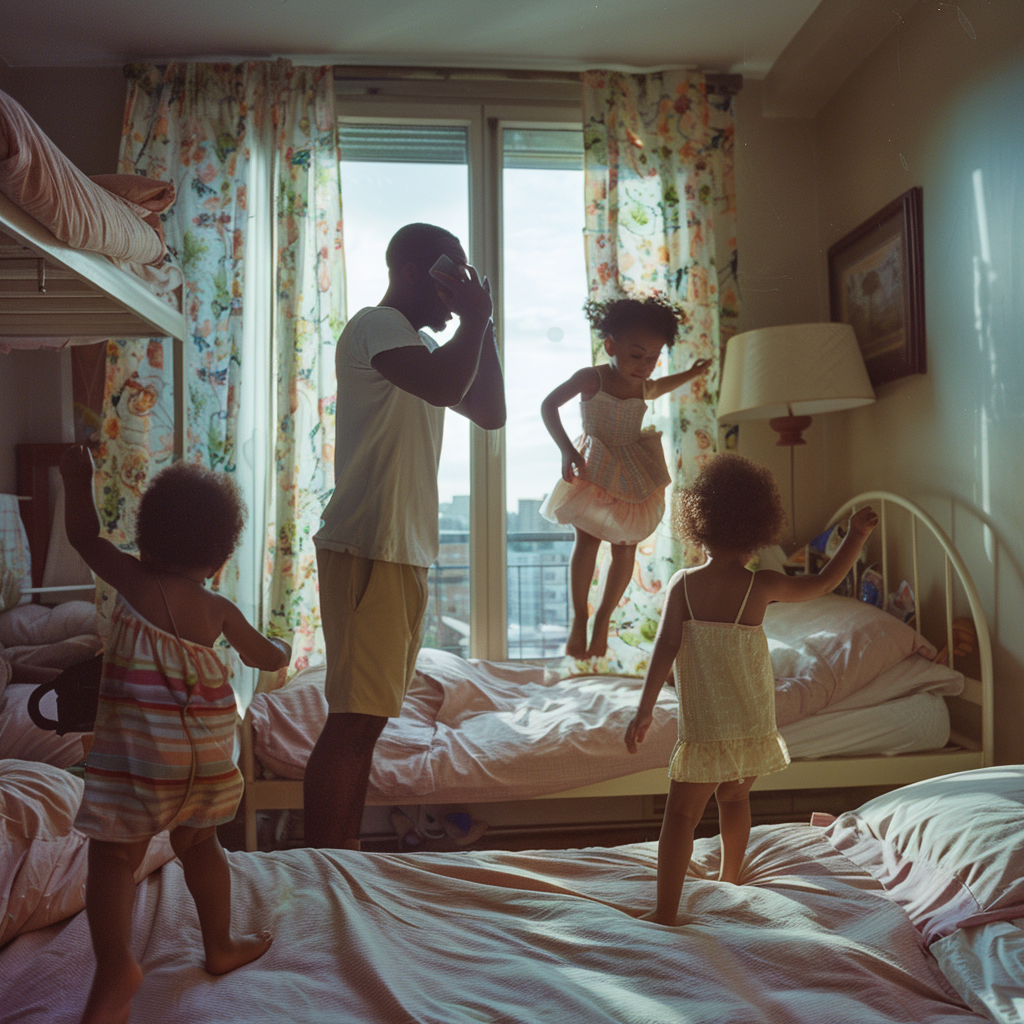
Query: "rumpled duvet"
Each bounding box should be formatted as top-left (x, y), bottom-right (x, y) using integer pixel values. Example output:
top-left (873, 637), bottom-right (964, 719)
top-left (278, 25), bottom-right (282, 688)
top-left (0, 822), bottom-right (983, 1023)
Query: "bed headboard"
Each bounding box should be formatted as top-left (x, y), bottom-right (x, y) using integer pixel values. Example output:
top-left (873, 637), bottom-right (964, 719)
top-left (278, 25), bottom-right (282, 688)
top-left (828, 491), bottom-right (994, 767)
top-left (15, 441), bottom-right (75, 592)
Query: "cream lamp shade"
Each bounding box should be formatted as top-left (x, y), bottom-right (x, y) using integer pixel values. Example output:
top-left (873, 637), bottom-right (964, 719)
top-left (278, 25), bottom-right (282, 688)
top-left (717, 322), bottom-right (875, 442)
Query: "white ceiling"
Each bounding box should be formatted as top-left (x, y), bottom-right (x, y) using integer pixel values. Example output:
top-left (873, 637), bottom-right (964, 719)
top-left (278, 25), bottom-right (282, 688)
top-left (2, 0), bottom-right (824, 77)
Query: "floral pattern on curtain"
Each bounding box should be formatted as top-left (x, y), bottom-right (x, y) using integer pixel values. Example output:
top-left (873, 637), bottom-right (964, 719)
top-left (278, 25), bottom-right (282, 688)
top-left (93, 61), bottom-right (343, 676)
top-left (578, 69), bottom-right (738, 677)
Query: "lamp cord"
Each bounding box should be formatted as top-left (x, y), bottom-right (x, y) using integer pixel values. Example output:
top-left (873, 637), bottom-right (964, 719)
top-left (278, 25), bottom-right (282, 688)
top-left (790, 443), bottom-right (797, 549)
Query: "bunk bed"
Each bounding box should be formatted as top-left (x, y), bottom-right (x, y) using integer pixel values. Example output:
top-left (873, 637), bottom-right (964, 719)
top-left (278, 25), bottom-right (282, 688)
top-left (238, 491), bottom-right (994, 850)
top-left (0, 87), bottom-right (185, 348)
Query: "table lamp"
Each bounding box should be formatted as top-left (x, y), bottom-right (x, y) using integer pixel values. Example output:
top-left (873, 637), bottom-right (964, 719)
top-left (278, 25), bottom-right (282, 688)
top-left (716, 322), bottom-right (875, 546)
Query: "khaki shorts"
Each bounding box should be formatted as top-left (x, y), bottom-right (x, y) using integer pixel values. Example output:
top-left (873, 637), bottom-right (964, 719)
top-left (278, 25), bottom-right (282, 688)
top-left (316, 547), bottom-right (428, 717)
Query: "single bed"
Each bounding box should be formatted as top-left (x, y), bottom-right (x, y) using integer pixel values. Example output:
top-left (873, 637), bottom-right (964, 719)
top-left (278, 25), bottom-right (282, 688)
top-left (0, 88), bottom-right (186, 350)
top-left (2, 758), bottom-right (1021, 1023)
top-left (239, 491), bottom-right (993, 851)
top-left (0, 443), bottom-right (100, 768)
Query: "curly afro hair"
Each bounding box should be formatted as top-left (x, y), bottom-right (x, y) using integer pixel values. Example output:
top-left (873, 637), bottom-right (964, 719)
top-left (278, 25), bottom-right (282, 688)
top-left (583, 295), bottom-right (682, 346)
top-left (135, 462), bottom-right (247, 573)
top-left (675, 453), bottom-right (787, 554)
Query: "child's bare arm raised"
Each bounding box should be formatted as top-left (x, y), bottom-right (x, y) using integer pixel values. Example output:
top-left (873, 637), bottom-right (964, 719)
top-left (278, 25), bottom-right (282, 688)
top-left (60, 445), bottom-right (152, 606)
top-left (643, 358), bottom-right (711, 401)
top-left (759, 507), bottom-right (879, 604)
top-left (625, 572), bottom-right (686, 753)
top-left (541, 367), bottom-right (601, 482)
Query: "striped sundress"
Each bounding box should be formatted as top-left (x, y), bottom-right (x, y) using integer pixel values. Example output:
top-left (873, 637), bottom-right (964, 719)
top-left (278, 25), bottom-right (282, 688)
top-left (74, 595), bottom-right (243, 840)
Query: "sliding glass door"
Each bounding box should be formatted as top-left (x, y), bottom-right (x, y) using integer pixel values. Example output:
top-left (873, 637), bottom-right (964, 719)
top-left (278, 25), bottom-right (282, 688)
top-left (336, 95), bottom-right (585, 661)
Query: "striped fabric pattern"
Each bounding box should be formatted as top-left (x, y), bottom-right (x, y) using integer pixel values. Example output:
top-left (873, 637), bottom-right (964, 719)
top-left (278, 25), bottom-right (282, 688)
top-left (74, 597), bottom-right (243, 840)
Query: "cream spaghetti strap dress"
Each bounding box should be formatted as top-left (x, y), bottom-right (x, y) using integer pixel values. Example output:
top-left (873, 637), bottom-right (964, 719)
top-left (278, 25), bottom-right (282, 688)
top-left (669, 570), bottom-right (790, 784)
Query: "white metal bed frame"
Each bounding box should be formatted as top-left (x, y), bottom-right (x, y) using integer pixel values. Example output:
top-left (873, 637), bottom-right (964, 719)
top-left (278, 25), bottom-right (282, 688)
top-left (239, 491), bottom-right (994, 850)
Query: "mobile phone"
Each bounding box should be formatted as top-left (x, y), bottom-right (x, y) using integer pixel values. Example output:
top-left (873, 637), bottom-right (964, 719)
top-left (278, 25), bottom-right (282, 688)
top-left (429, 253), bottom-right (466, 284)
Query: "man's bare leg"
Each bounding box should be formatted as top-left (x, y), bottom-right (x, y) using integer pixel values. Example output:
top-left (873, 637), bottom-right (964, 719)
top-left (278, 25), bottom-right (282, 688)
top-left (303, 712), bottom-right (387, 849)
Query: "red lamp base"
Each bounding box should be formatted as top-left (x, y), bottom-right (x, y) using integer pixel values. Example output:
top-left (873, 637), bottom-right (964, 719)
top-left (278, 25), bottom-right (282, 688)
top-left (769, 415), bottom-right (813, 446)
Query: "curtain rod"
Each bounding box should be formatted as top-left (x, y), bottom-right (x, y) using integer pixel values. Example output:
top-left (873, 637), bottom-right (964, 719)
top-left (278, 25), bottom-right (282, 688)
top-left (332, 65), bottom-right (742, 95)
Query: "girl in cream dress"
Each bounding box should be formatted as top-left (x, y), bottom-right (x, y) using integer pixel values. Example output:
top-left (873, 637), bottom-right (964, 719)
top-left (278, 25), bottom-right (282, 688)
top-left (625, 453), bottom-right (878, 926)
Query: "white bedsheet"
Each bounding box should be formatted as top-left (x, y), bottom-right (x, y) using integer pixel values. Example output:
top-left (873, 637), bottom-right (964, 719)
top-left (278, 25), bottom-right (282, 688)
top-left (0, 822), bottom-right (982, 1023)
top-left (249, 649), bottom-right (961, 804)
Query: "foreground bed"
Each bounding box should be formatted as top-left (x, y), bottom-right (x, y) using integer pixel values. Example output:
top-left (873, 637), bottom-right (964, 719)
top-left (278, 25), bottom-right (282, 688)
top-left (2, 759), bottom-right (1021, 1023)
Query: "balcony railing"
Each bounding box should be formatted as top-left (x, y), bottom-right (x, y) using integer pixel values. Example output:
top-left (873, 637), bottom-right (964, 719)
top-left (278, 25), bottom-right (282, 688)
top-left (424, 528), bottom-right (574, 659)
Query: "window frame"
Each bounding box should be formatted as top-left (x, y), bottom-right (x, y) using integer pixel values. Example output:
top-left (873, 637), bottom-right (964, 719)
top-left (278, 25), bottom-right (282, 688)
top-left (336, 82), bottom-right (583, 661)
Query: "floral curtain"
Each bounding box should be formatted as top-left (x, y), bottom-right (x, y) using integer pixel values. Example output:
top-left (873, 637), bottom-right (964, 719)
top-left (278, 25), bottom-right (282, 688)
top-left (579, 69), bottom-right (738, 676)
top-left (93, 61), bottom-right (343, 690)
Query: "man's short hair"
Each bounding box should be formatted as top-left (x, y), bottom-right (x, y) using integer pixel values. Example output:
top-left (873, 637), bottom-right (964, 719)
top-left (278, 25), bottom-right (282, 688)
top-left (385, 223), bottom-right (460, 273)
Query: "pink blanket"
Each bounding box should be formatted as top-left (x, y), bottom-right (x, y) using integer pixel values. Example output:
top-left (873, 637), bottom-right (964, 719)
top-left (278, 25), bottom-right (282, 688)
top-left (248, 633), bottom-right (961, 804)
top-left (0, 822), bottom-right (981, 1022)
top-left (0, 90), bottom-right (171, 266)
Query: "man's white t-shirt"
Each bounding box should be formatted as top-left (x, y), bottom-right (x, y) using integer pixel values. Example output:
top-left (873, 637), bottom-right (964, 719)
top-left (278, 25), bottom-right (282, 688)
top-left (315, 306), bottom-right (445, 568)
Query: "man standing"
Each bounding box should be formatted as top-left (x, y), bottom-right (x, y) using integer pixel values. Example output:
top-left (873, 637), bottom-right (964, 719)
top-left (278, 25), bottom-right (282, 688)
top-left (305, 223), bottom-right (505, 849)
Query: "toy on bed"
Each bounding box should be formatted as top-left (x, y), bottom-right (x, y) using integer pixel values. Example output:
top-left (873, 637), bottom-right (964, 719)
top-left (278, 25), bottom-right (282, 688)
top-left (1, 756), bottom-right (1021, 1022)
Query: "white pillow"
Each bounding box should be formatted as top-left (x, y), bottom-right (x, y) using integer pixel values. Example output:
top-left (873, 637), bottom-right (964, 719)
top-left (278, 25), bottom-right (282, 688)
top-left (931, 919), bottom-right (1024, 1023)
top-left (827, 767), bottom-right (1024, 944)
top-left (0, 601), bottom-right (98, 646)
top-left (0, 760), bottom-right (175, 945)
top-left (767, 594), bottom-right (938, 726)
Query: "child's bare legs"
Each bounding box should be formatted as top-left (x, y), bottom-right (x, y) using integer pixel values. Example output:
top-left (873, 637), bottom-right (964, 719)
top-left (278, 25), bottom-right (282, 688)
top-left (715, 776), bottom-right (756, 883)
top-left (170, 825), bottom-right (272, 975)
top-left (81, 837), bottom-right (149, 1024)
top-left (587, 541), bottom-right (636, 658)
top-left (641, 780), bottom-right (717, 925)
top-left (567, 528), bottom-right (602, 658)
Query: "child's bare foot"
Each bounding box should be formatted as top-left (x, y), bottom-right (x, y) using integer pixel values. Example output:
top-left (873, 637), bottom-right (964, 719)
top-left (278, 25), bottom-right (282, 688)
top-left (205, 931), bottom-right (273, 976)
top-left (586, 617), bottom-right (610, 658)
top-left (639, 909), bottom-right (679, 926)
top-left (81, 959), bottom-right (143, 1024)
top-left (565, 618), bottom-right (588, 658)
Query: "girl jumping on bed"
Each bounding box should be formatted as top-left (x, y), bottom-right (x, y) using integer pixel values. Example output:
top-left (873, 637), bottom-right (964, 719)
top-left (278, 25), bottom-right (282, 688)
top-left (59, 446), bottom-right (291, 1024)
top-left (624, 453), bottom-right (877, 926)
top-left (540, 296), bottom-right (711, 660)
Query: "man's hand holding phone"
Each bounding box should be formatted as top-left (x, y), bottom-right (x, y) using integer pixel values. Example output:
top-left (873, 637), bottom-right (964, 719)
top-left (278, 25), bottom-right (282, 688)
top-left (430, 254), bottom-right (492, 323)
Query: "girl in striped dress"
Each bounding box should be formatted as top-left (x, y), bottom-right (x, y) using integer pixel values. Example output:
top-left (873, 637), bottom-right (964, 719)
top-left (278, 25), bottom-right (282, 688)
top-left (540, 297), bottom-right (710, 660)
top-left (60, 446), bottom-right (291, 1024)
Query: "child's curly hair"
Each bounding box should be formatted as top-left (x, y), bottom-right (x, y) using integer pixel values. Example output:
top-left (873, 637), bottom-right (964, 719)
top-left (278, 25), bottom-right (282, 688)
top-left (676, 453), bottom-right (787, 553)
top-left (136, 462), bottom-right (247, 573)
top-left (583, 295), bottom-right (683, 346)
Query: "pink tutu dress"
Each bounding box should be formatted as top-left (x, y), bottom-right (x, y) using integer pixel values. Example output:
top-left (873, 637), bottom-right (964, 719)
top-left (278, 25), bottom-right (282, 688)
top-left (540, 384), bottom-right (671, 545)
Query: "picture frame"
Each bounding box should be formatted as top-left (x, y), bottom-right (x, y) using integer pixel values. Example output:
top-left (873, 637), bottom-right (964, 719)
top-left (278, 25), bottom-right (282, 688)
top-left (828, 187), bottom-right (925, 387)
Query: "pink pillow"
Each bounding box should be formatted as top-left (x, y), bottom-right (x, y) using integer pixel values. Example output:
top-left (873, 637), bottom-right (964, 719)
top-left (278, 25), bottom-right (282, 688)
top-left (765, 595), bottom-right (937, 726)
top-left (0, 760), bottom-right (174, 944)
top-left (827, 767), bottom-right (1024, 943)
top-left (90, 174), bottom-right (175, 249)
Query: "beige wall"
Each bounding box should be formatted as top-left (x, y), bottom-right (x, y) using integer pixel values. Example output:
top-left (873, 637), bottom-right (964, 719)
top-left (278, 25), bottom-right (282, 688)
top-left (731, 79), bottom-right (836, 546)
top-left (811, 1), bottom-right (1024, 763)
top-left (0, 65), bottom-right (125, 490)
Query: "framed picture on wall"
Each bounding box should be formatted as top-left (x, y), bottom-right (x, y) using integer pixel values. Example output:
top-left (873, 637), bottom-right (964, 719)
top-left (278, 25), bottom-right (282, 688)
top-left (828, 186), bottom-right (925, 387)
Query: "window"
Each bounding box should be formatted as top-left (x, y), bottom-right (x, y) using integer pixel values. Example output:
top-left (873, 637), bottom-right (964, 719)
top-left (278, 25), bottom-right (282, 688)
top-left (337, 81), bottom-right (586, 661)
